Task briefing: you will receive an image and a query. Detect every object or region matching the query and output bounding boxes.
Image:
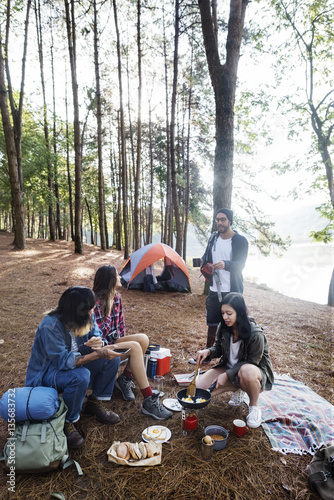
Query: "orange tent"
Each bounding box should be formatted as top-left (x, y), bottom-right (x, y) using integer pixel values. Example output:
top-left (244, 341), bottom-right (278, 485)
top-left (120, 243), bottom-right (191, 293)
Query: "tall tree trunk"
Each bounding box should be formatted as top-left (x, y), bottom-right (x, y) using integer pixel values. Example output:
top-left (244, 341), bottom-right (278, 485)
top-left (170, 0), bottom-right (182, 255)
top-left (162, 4), bottom-right (172, 246)
top-left (0, 1), bottom-right (29, 250)
top-left (93, 0), bottom-right (107, 250)
top-left (64, 0), bottom-right (83, 254)
top-left (198, 0), bottom-right (249, 213)
top-left (146, 104), bottom-right (154, 244)
top-left (183, 42), bottom-right (194, 262)
top-left (50, 13), bottom-right (62, 239)
top-left (5, 0), bottom-right (31, 194)
top-left (35, 0), bottom-right (56, 241)
top-left (113, 0), bottom-right (129, 258)
top-left (133, 0), bottom-right (142, 250)
top-left (85, 197), bottom-right (94, 245)
top-left (65, 65), bottom-right (74, 241)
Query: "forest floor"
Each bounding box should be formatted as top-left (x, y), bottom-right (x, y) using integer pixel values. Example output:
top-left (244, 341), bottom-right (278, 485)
top-left (0, 231), bottom-right (333, 500)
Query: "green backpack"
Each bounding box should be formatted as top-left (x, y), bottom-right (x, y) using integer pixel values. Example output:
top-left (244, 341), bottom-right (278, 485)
top-left (0, 397), bottom-right (82, 476)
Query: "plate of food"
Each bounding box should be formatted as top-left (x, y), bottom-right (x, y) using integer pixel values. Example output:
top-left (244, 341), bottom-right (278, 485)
top-left (142, 425), bottom-right (171, 443)
top-left (162, 398), bottom-right (183, 412)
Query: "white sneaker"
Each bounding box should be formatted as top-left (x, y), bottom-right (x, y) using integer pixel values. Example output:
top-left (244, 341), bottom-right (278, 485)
top-left (247, 406), bottom-right (262, 428)
top-left (228, 389), bottom-right (245, 406)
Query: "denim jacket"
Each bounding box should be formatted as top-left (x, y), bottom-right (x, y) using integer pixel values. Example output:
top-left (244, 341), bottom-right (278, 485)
top-left (25, 313), bottom-right (104, 388)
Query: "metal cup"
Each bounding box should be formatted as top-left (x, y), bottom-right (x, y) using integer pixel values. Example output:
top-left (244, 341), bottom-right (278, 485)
top-left (201, 437), bottom-right (214, 461)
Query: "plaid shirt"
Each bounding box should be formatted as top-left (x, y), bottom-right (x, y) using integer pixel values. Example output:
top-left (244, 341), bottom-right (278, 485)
top-left (94, 292), bottom-right (125, 342)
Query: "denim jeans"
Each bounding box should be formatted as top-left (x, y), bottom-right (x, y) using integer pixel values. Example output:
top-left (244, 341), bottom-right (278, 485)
top-left (43, 357), bottom-right (120, 422)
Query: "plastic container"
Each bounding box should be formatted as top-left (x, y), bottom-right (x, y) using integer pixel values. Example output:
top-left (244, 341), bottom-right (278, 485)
top-left (204, 425), bottom-right (229, 451)
top-left (147, 358), bottom-right (157, 379)
top-left (151, 348), bottom-right (171, 376)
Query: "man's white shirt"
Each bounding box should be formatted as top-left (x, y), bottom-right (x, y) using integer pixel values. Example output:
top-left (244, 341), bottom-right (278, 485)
top-left (210, 237), bottom-right (232, 293)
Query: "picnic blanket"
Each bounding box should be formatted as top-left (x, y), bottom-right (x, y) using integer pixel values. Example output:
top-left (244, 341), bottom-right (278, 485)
top-left (259, 374), bottom-right (334, 456)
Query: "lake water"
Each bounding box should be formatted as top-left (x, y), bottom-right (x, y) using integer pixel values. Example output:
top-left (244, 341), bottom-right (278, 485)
top-left (244, 243), bottom-right (333, 305)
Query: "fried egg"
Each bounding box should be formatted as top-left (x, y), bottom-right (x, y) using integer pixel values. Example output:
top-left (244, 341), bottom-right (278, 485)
top-left (145, 426), bottom-right (166, 441)
top-left (182, 397), bottom-right (193, 402)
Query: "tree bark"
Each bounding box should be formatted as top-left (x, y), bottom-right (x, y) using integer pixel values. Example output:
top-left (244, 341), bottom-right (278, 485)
top-left (134, 0), bottom-right (142, 250)
top-left (170, 0), bottom-right (182, 255)
top-left (198, 0), bottom-right (249, 213)
top-left (113, 0), bottom-right (129, 259)
top-left (64, 0), bottom-right (83, 254)
top-left (0, 4), bottom-right (28, 250)
top-left (35, 0), bottom-right (56, 242)
top-left (93, 0), bottom-right (107, 250)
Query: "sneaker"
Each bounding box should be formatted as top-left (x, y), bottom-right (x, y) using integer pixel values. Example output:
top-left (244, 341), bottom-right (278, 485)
top-left (247, 406), bottom-right (262, 428)
top-left (115, 374), bottom-right (135, 401)
top-left (141, 392), bottom-right (172, 420)
top-left (228, 389), bottom-right (246, 406)
top-left (64, 421), bottom-right (85, 450)
top-left (84, 396), bottom-right (120, 424)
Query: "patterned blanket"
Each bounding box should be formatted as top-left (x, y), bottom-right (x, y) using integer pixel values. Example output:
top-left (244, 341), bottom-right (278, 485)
top-left (259, 374), bottom-right (334, 455)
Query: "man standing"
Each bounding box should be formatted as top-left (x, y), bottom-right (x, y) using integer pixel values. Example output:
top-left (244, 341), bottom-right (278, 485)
top-left (189, 208), bottom-right (248, 363)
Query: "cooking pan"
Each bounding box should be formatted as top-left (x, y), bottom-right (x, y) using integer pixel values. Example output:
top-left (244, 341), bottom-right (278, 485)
top-left (177, 382), bottom-right (216, 410)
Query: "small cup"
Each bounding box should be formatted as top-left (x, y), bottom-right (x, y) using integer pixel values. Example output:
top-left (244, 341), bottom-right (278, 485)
top-left (201, 437), bottom-right (214, 461)
top-left (192, 258), bottom-right (201, 267)
top-left (232, 419), bottom-right (249, 437)
top-left (153, 375), bottom-right (164, 397)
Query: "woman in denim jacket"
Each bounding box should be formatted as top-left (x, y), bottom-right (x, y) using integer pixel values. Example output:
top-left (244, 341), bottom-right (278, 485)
top-left (196, 292), bottom-right (274, 429)
top-left (25, 286), bottom-right (121, 449)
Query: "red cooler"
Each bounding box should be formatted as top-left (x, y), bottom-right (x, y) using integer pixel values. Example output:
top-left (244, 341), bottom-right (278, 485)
top-left (150, 348), bottom-right (171, 376)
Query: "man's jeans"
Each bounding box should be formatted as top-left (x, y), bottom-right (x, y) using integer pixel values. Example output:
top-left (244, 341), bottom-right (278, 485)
top-left (43, 356), bottom-right (120, 422)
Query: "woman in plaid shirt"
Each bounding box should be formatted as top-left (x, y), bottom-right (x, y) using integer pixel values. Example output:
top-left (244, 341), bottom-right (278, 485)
top-left (93, 265), bottom-right (172, 420)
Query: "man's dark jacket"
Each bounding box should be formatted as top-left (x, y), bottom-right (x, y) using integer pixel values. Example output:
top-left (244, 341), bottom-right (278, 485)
top-left (201, 231), bottom-right (248, 293)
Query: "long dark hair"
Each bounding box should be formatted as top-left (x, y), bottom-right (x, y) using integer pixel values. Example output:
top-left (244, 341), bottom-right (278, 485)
top-left (50, 286), bottom-right (95, 331)
top-left (221, 292), bottom-right (252, 339)
top-left (93, 265), bottom-right (117, 317)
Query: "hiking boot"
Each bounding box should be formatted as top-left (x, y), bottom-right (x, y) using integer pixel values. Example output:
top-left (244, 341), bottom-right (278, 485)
top-left (84, 396), bottom-right (120, 424)
top-left (141, 392), bottom-right (172, 420)
top-left (64, 421), bottom-right (85, 450)
top-left (247, 406), bottom-right (262, 428)
top-left (228, 389), bottom-right (246, 406)
top-left (115, 373), bottom-right (135, 401)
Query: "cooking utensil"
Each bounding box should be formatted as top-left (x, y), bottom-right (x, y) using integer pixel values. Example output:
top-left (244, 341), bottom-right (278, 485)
top-left (177, 381), bottom-right (217, 410)
top-left (186, 362), bottom-right (200, 397)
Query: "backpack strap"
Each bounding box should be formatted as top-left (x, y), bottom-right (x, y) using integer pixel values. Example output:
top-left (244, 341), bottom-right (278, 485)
top-left (41, 421), bottom-right (47, 443)
top-left (61, 454), bottom-right (83, 476)
top-left (21, 421), bottom-right (30, 441)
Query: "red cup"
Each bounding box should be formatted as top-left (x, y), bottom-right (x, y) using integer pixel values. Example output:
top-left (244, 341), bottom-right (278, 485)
top-left (183, 413), bottom-right (198, 431)
top-left (232, 419), bottom-right (249, 437)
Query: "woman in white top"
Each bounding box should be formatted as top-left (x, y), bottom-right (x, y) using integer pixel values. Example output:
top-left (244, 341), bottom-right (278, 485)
top-left (195, 292), bottom-right (274, 428)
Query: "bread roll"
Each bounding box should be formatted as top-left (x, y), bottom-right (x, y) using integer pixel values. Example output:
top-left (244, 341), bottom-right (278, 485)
top-left (139, 441), bottom-right (147, 459)
top-left (117, 443), bottom-right (130, 460)
top-left (145, 441), bottom-right (153, 458)
top-left (149, 440), bottom-right (160, 456)
top-left (134, 442), bottom-right (142, 460)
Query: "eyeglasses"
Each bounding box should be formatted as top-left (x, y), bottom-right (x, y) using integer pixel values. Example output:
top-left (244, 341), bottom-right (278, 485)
top-left (215, 217), bottom-right (227, 222)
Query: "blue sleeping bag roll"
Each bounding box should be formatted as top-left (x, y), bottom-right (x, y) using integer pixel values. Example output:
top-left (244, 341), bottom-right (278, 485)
top-left (0, 387), bottom-right (60, 422)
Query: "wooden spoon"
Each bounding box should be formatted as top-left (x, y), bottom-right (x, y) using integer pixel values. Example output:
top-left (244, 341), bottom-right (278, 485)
top-left (186, 362), bottom-right (200, 398)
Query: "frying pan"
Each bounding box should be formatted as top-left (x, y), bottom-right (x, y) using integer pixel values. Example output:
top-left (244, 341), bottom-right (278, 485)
top-left (176, 382), bottom-right (216, 410)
